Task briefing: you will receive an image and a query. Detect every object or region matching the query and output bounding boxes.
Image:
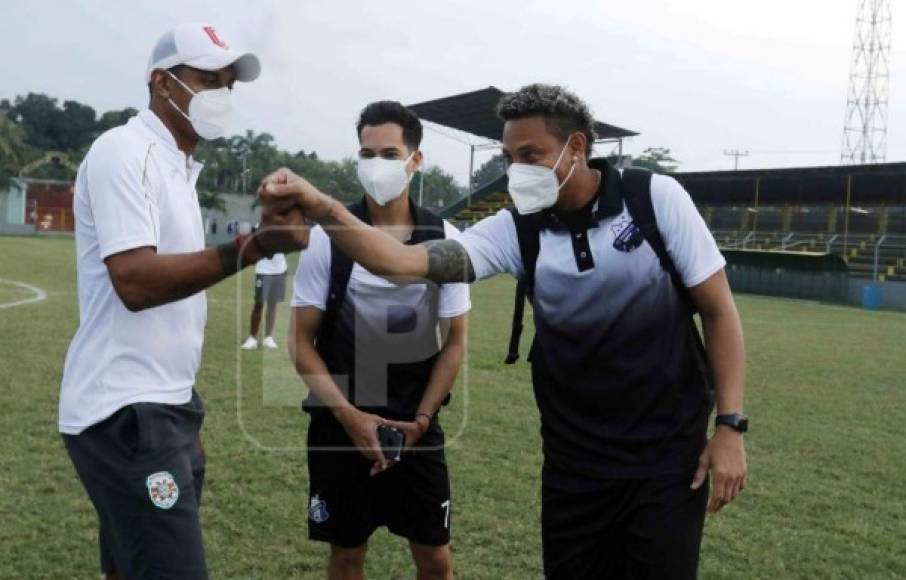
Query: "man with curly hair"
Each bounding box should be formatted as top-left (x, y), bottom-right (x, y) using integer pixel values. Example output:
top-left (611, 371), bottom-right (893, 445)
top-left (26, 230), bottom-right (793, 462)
top-left (260, 84), bottom-right (748, 580)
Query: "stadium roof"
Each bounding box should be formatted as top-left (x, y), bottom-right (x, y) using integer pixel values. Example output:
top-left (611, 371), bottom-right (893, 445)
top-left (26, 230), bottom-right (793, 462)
top-left (673, 162), bottom-right (906, 205)
top-left (407, 86), bottom-right (638, 142)
top-left (674, 161), bottom-right (906, 180)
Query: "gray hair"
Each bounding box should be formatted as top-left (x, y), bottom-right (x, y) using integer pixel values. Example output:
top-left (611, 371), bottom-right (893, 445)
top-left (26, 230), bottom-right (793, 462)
top-left (497, 83), bottom-right (597, 156)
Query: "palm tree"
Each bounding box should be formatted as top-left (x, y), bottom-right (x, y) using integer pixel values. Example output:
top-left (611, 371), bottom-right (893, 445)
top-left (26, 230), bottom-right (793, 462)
top-left (230, 130), bottom-right (276, 193)
top-left (0, 112), bottom-right (29, 186)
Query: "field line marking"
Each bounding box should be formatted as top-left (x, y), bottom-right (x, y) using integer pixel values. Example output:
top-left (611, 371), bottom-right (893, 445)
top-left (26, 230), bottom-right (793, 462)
top-left (0, 279), bottom-right (49, 310)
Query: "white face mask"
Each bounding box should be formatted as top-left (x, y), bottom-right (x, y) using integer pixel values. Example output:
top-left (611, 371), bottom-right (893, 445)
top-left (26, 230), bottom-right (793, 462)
top-left (166, 71), bottom-right (233, 140)
top-left (357, 152), bottom-right (416, 206)
top-left (506, 139), bottom-right (578, 215)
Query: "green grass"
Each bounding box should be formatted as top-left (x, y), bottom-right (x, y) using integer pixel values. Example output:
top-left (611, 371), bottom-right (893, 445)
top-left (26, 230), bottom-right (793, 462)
top-left (1, 235), bottom-right (905, 579)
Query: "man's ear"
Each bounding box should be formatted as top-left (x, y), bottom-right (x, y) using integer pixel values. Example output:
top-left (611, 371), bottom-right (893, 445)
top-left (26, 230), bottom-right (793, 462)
top-left (569, 133), bottom-right (588, 162)
top-left (410, 150), bottom-right (424, 173)
top-left (150, 70), bottom-right (173, 101)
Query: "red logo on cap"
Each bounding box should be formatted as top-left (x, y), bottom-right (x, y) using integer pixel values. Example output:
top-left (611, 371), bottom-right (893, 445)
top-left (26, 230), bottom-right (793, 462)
top-left (203, 26), bottom-right (229, 49)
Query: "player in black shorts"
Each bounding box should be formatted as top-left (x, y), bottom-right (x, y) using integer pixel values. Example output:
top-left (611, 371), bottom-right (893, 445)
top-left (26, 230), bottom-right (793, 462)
top-left (262, 84), bottom-right (748, 579)
top-left (289, 101), bottom-right (469, 579)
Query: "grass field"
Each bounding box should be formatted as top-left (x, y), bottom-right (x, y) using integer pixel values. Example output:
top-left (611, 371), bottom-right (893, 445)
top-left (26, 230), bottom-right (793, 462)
top-left (1, 235), bottom-right (905, 579)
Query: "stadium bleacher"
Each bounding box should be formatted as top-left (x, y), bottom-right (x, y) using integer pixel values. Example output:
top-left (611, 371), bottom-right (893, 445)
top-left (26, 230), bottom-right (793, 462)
top-left (443, 162), bottom-right (906, 282)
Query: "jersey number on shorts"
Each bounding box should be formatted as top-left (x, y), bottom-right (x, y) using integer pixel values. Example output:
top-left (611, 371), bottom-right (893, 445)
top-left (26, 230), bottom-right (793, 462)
top-left (441, 499), bottom-right (451, 529)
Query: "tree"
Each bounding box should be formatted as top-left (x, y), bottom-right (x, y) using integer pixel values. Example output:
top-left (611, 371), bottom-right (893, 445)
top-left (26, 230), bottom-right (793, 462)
top-left (197, 189), bottom-right (227, 213)
top-left (96, 107), bottom-right (139, 133)
top-left (0, 112), bottom-right (30, 187)
top-left (6, 93), bottom-right (65, 151)
top-left (418, 166), bottom-right (467, 209)
top-left (195, 129), bottom-right (283, 194)
top-left (59, 100), bottom-right (98, 151)
top-left (0, 90), bottom-right (469, 210)
top-left (631, 147), bottom-right (679, 174)
top-left (470, 153), bottom-right (506, 191)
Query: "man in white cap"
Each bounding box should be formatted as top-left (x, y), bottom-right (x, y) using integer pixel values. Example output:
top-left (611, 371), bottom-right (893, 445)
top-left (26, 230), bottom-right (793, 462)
top-left (59, 24), bottom-right (307, 579)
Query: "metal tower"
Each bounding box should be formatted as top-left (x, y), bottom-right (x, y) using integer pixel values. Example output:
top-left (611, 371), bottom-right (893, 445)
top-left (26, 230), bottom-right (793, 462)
top-left (841, 0), bottom-right (892, 164)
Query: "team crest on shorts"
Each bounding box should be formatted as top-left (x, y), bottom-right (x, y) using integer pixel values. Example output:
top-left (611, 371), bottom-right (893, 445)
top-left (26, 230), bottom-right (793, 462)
top-left (309, 494), bottom-right (329, 523)
top-left (146, 471), bottom-right (179, 510)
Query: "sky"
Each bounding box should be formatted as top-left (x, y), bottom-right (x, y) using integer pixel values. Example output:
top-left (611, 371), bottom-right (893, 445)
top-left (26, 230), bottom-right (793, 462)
top-left (1, 0), bottom-right (904, 184)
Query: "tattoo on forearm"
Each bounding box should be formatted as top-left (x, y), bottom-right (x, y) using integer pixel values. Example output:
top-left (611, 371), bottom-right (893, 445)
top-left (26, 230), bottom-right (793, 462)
top-left (424, 240), bottom-right (476, 284)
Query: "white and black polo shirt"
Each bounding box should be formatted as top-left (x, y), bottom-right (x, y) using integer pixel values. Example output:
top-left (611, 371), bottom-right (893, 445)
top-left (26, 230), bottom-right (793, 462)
top-left (293, 219), bottom-right (471, 418)
top-left (60, 110), bottom-right (207, 435)
top-left (458, 159), bottom-right (726, 479)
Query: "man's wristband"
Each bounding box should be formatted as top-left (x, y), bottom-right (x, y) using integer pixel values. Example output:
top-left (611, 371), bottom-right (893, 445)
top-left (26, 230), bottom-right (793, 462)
top-left (216, 236), bottom-right (243, 276)
top-left (217, 234), bottom-right (267, 276)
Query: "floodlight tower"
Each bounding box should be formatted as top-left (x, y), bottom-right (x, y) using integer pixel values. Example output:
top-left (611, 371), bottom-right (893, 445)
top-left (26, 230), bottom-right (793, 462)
top-left (841, 0), bottom-right (892, 164)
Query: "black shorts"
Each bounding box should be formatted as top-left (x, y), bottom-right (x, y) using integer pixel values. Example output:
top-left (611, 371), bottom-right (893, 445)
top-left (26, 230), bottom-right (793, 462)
top-left (63, 390), bottom-right (207, 579)
top-left (541, 466), bottom-right (708, 580)
top-left (306, 413), bottom-right (451, 548)
top-left (254, 273), bottom-right (286, 305)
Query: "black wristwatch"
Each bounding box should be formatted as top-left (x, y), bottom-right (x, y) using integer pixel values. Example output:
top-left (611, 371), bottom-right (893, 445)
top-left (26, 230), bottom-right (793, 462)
top-left (715, 413), bottom-right (749, 433)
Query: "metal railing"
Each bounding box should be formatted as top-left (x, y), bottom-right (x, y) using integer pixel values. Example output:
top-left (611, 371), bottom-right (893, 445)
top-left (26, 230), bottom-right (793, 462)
top-left (711, 230), bottom-right (906, 280)
top-left (873, 235), bottom-right (887, 280)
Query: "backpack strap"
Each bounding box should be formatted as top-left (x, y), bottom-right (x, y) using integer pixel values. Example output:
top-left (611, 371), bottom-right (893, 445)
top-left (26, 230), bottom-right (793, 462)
top-left (620, 168), bottom-right (696, 313)
top-left (410, 204), bottom-right (446, 243)
top-left (504, 208), bottom-right (544, 364)
top-left (316, 200), bottom-right (368, 348)
top-left (620, 168), bottom-right (713, 396)
top-left (505, 279), bottom-right (527, 364)
top-left (318, 199), bottom-right (447, 343)
top-left (313, 197), bottom-right (453, 410)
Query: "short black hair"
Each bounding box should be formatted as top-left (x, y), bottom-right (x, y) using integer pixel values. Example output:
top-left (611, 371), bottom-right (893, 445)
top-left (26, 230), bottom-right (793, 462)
top-left (356, 100), bottom-right (423, 152)
top-left (497, 83), bottom-right (597, 156)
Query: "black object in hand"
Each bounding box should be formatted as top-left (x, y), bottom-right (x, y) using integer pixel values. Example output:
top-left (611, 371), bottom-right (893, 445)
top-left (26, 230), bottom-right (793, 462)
top-left (377, 425), bottom-right (405, 462)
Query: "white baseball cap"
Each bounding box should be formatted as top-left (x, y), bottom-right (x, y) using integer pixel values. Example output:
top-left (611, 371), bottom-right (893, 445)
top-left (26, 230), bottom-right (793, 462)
top-left (145, 23), bottom-right (261, 83)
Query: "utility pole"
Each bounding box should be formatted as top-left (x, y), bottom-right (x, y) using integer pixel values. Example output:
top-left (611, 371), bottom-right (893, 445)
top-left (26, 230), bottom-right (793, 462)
top-left (841, 0), bottom-right (892, 165)
top-left (724, 149), bottom-right (749, 171)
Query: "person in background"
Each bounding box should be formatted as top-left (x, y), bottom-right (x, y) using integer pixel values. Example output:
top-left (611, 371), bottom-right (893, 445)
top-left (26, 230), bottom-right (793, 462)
top-left (241, 246), bottom-right (288, 350)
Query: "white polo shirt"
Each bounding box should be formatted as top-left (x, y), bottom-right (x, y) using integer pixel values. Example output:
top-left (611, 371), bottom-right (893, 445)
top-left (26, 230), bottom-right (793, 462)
top-left (255, 253), bottom-right (287, 275)
top-left (59, 110), bottom-right (207, 435)
top-left (292, 223), bottom-right (471, 320)
top-left (460, 172), bottom-right (725, 291)
top-left (293, 217), bottom-right (471, 413)
top-left (292, 221), bottom-right (471, 377)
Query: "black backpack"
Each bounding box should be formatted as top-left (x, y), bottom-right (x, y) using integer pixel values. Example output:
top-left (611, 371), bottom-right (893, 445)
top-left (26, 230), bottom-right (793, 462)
top-left (504, 168), bottom-right (712, 391)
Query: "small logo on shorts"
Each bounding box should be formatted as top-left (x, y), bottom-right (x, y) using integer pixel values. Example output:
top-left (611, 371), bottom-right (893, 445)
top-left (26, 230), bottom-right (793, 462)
top-left (146, 471), bottom-right (179, 510)
top-left (309, 494), bottom-right (329, 523)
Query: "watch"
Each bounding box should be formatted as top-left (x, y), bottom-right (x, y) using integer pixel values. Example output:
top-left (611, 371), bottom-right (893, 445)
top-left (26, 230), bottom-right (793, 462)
top-left (715, 413), bottom-right (749, 433)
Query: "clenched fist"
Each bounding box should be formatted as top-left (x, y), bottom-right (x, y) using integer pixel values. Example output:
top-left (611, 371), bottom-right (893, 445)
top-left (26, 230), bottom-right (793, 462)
top-left (253, 203), bottom-right (310, 256)
top-left (258, 167), bottom-right (334, 219)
